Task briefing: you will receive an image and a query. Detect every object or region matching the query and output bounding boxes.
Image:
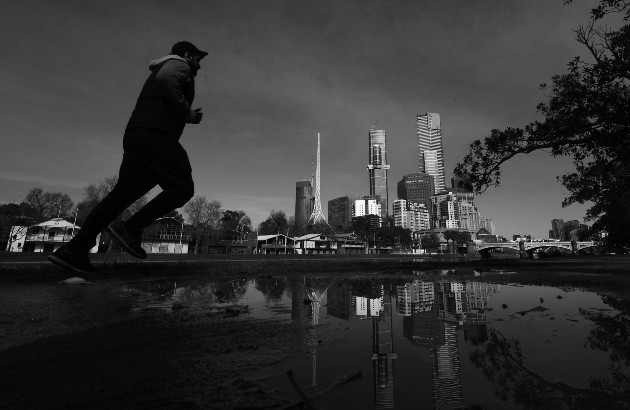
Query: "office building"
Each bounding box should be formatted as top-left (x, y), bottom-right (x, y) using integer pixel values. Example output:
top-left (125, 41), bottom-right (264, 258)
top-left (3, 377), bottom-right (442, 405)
top-left (295, 180), bottom-right (314, 229)
top-left (393, 199), bottom-right (430, 232)
top-left (328, 196), bottom-right (354, 231)
top-left (354, 196), bottom-right (382, 219)
top-left (397, 172), bottom-right (435, 212)
top-left (367, 127), bottom-right (390, 218)
top-left (431, 192), bottom-right (461, 229)
top-left (417, 113), bottom-right (446, 193)
top-left (551, 219), bottom-right (564, 240)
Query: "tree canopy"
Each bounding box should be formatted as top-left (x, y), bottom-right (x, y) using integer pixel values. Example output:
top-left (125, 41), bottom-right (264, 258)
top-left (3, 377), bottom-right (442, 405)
top-left (454, 1), bottom-right (630, 249)
top-left (184, 196), bottom-right (222, 253)
top-left (258, 210), bottom-right (289, 235)
top-left (24, 188), bottom-right (74, 221)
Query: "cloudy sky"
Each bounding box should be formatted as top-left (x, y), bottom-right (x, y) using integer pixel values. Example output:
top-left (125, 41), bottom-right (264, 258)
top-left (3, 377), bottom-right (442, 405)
top-left (0, 0), bottom-right (605, 238)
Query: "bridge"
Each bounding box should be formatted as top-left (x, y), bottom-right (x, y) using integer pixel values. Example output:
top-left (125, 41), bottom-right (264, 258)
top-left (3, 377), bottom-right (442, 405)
top-left (473, 241), bottom-right (597, 258)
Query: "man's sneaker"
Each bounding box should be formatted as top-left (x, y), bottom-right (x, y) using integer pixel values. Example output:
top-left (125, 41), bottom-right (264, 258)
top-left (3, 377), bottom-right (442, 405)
top-left (107, 221), bottom-right (147, 259)
top-left (48, 246), bottom-right (98, 274)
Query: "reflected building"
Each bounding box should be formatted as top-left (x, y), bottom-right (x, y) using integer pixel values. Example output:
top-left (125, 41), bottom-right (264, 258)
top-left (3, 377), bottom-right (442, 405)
top-left (353, 283), bottom-right (397, 408)
top-left (327, 280), bottom-right (354, 320)
top-left (432, 322), bottom-right (463, 409)
top-left (397, 279), bottom-right (501, 409)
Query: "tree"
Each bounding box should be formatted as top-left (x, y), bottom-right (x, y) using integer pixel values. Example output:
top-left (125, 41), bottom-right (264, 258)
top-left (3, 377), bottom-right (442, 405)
top-left (377, 226), bottom-right (412, 247)
top-left (24, 188), bottom-right (74, 221)
top-left (421, 232), bottom-right (441, 252)
top-left (349, 216), bottom-right (373, 240)
top-left (219, 210), bottom-right (252, 241)
top-left (454, 1), bottom-right (630, 250)
top-left (258, 210), bottom-right (288, 235)
top-left (184, 196), bottom-right (222, 253)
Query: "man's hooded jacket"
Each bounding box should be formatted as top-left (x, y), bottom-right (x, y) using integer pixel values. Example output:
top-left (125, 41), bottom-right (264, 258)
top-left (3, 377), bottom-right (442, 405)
top-left (125, 55), bottom-right (197, 139)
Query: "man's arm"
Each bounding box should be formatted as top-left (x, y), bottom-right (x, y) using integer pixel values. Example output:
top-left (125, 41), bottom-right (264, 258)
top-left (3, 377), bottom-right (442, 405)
top-left (155, 59), bottom-right (200, 123)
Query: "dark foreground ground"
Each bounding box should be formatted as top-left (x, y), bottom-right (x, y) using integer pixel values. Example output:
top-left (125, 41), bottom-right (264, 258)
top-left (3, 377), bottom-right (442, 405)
top-left (0, 253), bottom-right (628, 409)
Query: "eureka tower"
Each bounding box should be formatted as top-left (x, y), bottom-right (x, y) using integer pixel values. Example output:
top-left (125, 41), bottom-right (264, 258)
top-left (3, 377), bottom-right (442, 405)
top-left (417, 113), bottom-right (445, 193)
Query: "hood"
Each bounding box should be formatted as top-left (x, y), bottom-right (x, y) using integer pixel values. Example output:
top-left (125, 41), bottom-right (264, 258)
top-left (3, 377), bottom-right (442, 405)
top-left (148, 54), bottom-right (187, 70)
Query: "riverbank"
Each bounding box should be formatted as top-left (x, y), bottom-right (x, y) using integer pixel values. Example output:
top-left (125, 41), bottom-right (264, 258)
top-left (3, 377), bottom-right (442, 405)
top-left (1, 251), bottom-right (627, 278)
top-left (2, 252), bottom-right (629, 301)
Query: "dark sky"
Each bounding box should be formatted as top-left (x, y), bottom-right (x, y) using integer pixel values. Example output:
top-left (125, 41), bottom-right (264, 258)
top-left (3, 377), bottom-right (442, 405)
top-left (0, 0), bottom-right (604, 237)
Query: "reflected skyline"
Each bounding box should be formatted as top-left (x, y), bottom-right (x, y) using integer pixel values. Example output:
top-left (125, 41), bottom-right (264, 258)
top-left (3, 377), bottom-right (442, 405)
top-left (124, 274), bottom-right (625, 409)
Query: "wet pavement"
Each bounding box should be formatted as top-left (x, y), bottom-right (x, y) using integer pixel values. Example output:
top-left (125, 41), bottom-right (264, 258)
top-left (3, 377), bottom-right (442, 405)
top-left (1, 267), bottom-right (628, 409)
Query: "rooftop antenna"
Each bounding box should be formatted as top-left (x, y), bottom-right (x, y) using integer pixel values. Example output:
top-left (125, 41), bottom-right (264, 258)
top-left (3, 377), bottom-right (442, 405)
top-left (371, 120), bottom-right (379, 131)
top-left (311, 159), bottom-right (314, 185)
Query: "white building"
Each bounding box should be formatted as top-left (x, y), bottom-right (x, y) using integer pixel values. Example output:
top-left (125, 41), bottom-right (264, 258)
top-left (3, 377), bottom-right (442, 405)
top-left (354, 296), bottom-right (383, 318)
top-left (354, 198), bottom-right (381, 218)
top-left (5, 218), bottom-right (99, 253)
top-left (393, 199), bottom-right (430, 231)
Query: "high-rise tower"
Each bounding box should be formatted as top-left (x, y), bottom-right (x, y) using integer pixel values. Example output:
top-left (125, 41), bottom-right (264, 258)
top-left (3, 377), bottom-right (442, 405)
top-left (308, 133), bottom-right (327, 224)
top-left (367, 126), bottom-right (390, 219)
top-left (295, 180), bottom-right (313, 229)
top-left (417, 113), bottom-right (445, 193)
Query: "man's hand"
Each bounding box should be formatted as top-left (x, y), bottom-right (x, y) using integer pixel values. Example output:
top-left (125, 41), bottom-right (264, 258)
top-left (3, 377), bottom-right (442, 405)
top-left (187, 108), bottom-right (203, 124)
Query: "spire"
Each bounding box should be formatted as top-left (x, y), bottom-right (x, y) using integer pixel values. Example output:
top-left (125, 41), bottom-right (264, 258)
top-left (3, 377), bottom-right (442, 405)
top-left (307, 133), bottom-right (328, 225)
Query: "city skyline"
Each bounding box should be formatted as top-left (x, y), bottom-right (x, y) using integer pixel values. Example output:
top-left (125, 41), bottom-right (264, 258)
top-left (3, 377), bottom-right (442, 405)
top-left (0, 1), bottom-right (596, 238)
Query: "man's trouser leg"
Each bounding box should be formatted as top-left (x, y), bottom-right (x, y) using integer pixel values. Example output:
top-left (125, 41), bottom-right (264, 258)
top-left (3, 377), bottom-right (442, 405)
top-left (122, 130), bottom-right (194, 231)
top-left (67, 132), bottom-right (158, 255)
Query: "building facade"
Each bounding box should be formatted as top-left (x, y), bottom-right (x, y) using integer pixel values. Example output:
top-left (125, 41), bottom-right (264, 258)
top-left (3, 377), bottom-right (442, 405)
top-left (550, 218), bottom-right (564, 240)
top-left (5, 218), bottom-right (99, 253)
top-left (328, 196), bottom-right (354, 231)
top-left (431, 192), bottom-right (461, 229)
top-left (367, 127), bottom-right (390, 219)
top-left (397, 172), bottom-right (435, 214)
top-left (417, 113), bottom-right (446, 193)
top-left (295, 180), bottom-right (314, 229)
top-left (393, 199), bottom-right (430, 232)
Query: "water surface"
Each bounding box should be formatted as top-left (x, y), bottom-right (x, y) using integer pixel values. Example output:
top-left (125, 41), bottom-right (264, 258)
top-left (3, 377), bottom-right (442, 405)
top-left (125, 272), bottom-right (630, 409)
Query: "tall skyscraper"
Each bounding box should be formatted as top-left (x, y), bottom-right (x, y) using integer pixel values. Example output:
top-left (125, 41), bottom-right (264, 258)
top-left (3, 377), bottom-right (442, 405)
top-left (295, 180), bottom-right (314, 229)
top-left (368, 126), bottom-right (390, 218)
top-left (417, 113), bottom-right (446, 193)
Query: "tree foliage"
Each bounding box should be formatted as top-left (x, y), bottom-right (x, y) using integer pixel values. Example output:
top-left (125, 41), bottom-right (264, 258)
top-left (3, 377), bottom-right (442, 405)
top-left (184, 196), bottom-right (222, 253)
top-left (258, 210), bottom-right (289, 235)
top-left (23, 188), bottom-right (74, 221)
top-left (454, 1), bottom-right (630, 249)
top-left (421, 232), bottom-right (441, 251)
top-left (219, 210), bottom-right (252, 241)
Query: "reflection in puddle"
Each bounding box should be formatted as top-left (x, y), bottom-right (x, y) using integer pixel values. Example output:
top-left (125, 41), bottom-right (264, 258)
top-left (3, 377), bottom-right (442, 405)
top-left (123, 275), bottom-right (630, 409)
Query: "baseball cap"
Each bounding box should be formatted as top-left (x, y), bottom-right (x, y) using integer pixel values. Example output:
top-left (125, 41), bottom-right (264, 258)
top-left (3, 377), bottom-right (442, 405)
top-left (171, 41), bottom-right (208, 59)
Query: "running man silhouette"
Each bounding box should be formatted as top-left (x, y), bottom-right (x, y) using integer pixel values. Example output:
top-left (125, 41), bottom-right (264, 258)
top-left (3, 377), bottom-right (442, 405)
top-left (49, 41), bottom-right (207, 273)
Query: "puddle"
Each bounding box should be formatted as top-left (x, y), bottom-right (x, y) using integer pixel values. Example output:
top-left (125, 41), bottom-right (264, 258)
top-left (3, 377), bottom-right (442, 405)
top-left (122, 275), bottom-right (630, 409)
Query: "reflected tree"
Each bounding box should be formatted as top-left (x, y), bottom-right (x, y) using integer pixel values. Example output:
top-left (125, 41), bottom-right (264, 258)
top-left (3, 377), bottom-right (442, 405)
top-left (580, 295), bottom-right (630, 397)
top-left (212, 279), bottom-right (248, 303)
top-left (470, 328), bottom-right (630, 409)
top-left (255, 276), bottom-right (287, 304)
